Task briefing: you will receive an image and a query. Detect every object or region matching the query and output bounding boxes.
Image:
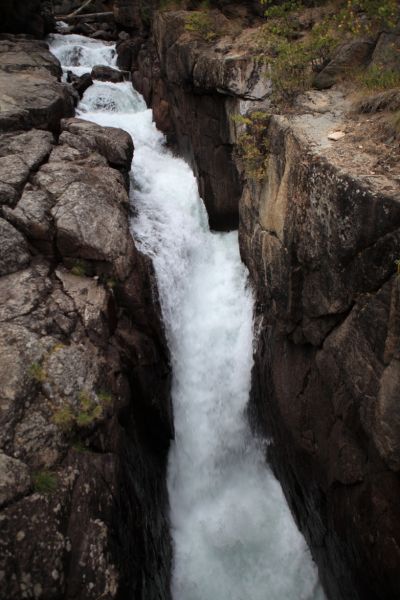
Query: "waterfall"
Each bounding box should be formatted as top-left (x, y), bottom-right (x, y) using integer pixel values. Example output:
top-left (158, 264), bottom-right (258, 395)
top-left (49, 33), bottom-right (325, 600)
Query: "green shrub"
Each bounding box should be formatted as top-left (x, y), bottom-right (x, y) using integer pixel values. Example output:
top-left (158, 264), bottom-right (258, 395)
top-left (185, 11), bottom-right (217, 41)
top-left (53, 406), bottom-right (75, 430)
top-left (52, 389), bottom-right (108, 432)
top-left (29, 362), bottom-right (46, 383)
top-left (159, 0), bottom-right (186, 10)
top-left (258, 0), bottom-right (399, 105)
top-left (232, 111), bottom-right (270, 180)
top-left (33, 471), bottom-right (58, 494)
top-left (70, 260), bottom-right (86, 277)
top-left (97, 390), bottom-right (113, 406)
top-left (356, 65), bottom-right (400, 92)
top-left (336, 0), bottom-right (398, 34)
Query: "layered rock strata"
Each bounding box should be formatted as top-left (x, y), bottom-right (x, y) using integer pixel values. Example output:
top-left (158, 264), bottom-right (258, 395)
top-left (0, 34), bottom-right (172, 600)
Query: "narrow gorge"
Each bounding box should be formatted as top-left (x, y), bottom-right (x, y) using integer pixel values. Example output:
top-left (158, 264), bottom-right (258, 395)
top-left (0, 1), bottom-right (400, 600)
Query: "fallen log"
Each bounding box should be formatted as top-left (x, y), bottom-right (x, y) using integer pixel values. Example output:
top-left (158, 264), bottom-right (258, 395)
top-left (56, 11), bottom-right (114, 21)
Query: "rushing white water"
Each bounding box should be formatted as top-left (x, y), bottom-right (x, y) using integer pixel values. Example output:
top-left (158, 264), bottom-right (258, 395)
top-left (49, 34), bottom-right (325, 600)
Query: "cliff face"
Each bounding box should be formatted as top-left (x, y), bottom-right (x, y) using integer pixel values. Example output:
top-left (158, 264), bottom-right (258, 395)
top-left (0, 34), bottom-right (172, 600)
top-left (240, 106), bottom-right (400, 600)
top-left (116, 5), bottom-right (268, 230)
top-left (118, 4), bottom-right (400, 598)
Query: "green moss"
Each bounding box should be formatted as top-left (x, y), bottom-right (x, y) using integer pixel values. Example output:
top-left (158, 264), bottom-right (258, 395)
top-left (97, 390), bottom-right (113, 406)
top-left (70, 260), bottom-right (86, 277)
top-left (232, 111), bottom-right (270, 180)
top-left (29, 362), bottom-right (46, 383)
top-left (52, 406), bottom-right (75, 429)
top-left (53, 389), bottom-right (106, 432)
top-left (33, 471), bottom-right (58, 494)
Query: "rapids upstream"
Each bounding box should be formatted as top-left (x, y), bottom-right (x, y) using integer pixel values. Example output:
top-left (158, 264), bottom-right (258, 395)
top-left (49, 33), bottom-right (325, 600)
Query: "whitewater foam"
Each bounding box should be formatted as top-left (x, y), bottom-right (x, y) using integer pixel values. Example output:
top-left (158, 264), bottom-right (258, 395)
top-left (49, 34), bottom-right (325, 600)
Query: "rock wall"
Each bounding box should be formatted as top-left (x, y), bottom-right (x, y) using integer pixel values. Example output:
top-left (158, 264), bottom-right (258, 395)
top-left (1, 0), bottom-right (55, 38)
top-left (118, 5), bottom-right (400, 598)
top-left (117, 6), bottom-right (268, 230)
top-left (240, 107), bottom-right (400, 599)
top-left (0, 35), bottom-right (172, 600)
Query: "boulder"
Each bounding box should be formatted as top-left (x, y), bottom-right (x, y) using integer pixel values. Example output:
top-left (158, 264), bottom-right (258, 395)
top-left (0, 37), bottom-right (74, 133)
top-left (0, 218), bottom-right (30, 276)
top-left (370, 31), bottom-right (400, 72)
top-left (313, 38), bottom-right (376, 90)
top-left (61, 117), bottom-right (133, 171)
top-left (91, 64), bottom-right (126, 83)
top-left (66, 70), bottom-right (93, 98)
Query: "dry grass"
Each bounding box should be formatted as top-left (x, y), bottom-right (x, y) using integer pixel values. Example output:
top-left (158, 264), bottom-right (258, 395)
top-left (353, 89), bottom-right (400, 114)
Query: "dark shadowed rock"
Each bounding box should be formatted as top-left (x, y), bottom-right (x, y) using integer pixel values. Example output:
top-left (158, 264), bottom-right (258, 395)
top-left (313, 38), bottom-right (376, 90)
top-left (1, 0), bottom-right (55, 38)
top-left (0, 35), bottom-right (172, 599)
top-left (66, 70), bottom-right (93, 97)
top-left (240, 106), bottom-right (400, 600)
top-left (91, 64), bottom-right (126, 82)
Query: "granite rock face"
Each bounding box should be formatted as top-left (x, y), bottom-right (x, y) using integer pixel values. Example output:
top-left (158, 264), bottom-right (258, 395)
top-left (239, 108), bottom-right (400, 600)
top-left (0, 33), bottom-right (173, 600)
top-left (0, 37), bottom-right (74, 133)
top-left (117, 7), bottom-right (268, 230)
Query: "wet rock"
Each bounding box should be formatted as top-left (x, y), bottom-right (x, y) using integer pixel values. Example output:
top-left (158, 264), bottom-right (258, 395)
top-left (91, 64), bottom-right (125, 82)
top-left (66, 70), bottom-right (93, 98)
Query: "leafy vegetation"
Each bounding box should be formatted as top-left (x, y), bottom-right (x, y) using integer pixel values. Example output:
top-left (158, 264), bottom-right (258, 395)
top-left (258, 0), bottom-right (399, 104)
top-left (33, 471), bottom-right (58, 494)
top-left (232, 111), bottom-right (270, 180)
top-left (29, 361), bottom-right (47, 383)
top-left (70, 260), bottom-right (87, 277)
top-left (356, 65), bottom-right (400, 91)
top-left (185, 11), bottom-right (217, 41)
top-left (53, 406), bottom-right (75, 430)
top-left (336, 0), bottom-right (398, 34)
top-left (52, 389), bottom-right (113, 432)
